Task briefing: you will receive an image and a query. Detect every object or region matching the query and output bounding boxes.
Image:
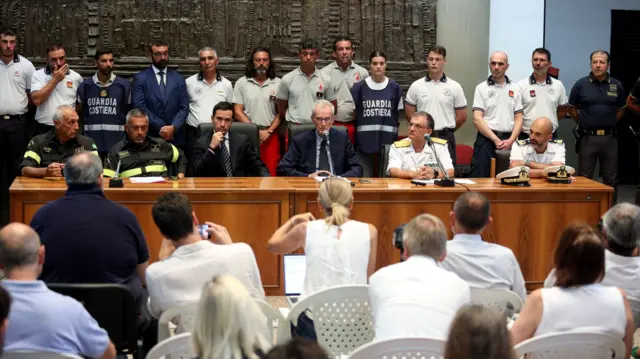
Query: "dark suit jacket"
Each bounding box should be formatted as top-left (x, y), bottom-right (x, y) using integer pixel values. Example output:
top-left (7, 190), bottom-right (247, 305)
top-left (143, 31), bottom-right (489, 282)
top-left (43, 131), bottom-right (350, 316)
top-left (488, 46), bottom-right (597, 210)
top-left (191, 131), bottom-right (270, 177)
top-left (131, 66), bottom-right (189, 146)
top-left (277, 128), bottom-right (363, 177)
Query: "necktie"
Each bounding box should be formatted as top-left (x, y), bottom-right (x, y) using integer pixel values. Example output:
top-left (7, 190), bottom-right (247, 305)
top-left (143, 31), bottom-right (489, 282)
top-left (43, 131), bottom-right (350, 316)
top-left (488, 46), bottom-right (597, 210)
top-left (318, 139), bottom-right (330, 171)
top-left (158, 71), bottom-right (166, 99)
top-left (220, 139), bottom-right (233, 177)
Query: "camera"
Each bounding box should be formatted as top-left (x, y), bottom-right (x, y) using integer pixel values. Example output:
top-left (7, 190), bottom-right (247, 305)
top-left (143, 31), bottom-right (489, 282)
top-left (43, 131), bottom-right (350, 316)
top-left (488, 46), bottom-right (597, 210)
top-left (198, 224), bottom-right (210, 239)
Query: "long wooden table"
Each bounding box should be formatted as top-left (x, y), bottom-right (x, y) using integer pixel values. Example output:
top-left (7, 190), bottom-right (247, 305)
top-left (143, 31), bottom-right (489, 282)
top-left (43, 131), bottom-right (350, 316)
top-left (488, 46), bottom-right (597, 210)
top-left (10, 177), bottom-right (612, 295)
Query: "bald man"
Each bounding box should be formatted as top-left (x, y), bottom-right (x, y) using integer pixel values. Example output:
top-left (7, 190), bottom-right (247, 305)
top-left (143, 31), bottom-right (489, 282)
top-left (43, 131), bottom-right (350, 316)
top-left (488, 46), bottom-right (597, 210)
top-left (509, 117), bottom-right (566, 177)
top-left (0, 223), bottom-right (116, 358)
top-left (470, 51), bottom-right (523, 177)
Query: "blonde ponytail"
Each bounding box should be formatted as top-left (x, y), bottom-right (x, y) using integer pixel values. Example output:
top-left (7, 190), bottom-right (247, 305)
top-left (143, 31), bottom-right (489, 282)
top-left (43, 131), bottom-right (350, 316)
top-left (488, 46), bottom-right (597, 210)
top-left (326, 202), bottom-right (350, 227)
top-left (318, 178), bottom-right (353, 227)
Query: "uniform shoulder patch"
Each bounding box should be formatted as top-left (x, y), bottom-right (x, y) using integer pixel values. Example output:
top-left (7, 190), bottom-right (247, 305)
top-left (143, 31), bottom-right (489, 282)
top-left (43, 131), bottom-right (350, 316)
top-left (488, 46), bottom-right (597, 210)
top-left (393, 138), bottom-right (411, 148)
top-left (431, 137), bottom-right (447, 145)
top-left (517, 139), bottom-right (530, 146)
top-left (552, 139), bottom-right (564, 144)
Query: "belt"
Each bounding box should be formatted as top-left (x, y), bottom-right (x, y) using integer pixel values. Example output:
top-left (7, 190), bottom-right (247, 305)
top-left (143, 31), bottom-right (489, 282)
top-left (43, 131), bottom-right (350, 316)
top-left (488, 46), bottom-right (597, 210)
top-left (1, 114), bottom-right (22, 120)
top-left (579, 127), bottom-right (615, 136)
top-left (432, 128), bottom-right (454, 135)
top-left (491, 130), bottom-right (511, 138)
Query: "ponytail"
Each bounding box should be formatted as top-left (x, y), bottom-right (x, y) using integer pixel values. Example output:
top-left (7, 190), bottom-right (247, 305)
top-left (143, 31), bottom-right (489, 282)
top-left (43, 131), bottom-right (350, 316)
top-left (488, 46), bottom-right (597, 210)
top-left (325, 202), bottom-right (350, 227)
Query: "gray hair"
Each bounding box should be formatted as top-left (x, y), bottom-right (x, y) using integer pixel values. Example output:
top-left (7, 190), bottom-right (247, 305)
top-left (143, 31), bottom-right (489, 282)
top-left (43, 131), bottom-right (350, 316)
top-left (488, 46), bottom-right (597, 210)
top-left (311, 100), bottom-right (335, 118)
top-left (0, 223), bottom-right (41, 271)
top-left (64, 152), bottom-right (103, 185)
top-left (52, 105), bottom-right (74, 123)
top-left (199, 46), bottom-right (218, 58)
top-left (126, 108), bottom-right (149, 125)
top-left (603, 203), bottom-right (640, 249)
top-left (403, 213), bottom-right (447, 260)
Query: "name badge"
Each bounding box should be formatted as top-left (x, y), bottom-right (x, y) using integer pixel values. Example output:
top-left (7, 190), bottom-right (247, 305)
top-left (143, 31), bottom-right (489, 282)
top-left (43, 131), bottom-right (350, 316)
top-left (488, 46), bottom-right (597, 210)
top-left (607, 92), bottom-right (617, 97)
top-left (66, 81), bottom-right (73, 88)
top-left (269, 95), bottom-right (277, 101)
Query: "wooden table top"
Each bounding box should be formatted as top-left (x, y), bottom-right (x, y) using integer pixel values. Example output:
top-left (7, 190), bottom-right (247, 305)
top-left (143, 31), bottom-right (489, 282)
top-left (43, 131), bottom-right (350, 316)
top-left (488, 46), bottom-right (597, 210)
top-left (10, 176), bottom-right (613, 194)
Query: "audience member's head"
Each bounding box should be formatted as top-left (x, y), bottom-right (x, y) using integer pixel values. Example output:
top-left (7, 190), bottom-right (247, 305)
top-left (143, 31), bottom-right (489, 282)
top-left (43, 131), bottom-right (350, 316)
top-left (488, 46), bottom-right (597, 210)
top-left (0, 223), bottom-right (44, 279)
top-left (152, 192), bottom-right (197, 242)
top-left (318, 178), bottom-right (353, 227)
top-left (0, 285), bottom-right (9, 356)
top-left (553, 223), bottom-right (604, 288)
top-left (403, 214), bottom-right (447, 261)
top-left (64, 152), bottom-right (103, 187)
top-left (601, 203), bottom-right (640, 257)
top-left (444, 305), bottom-right (517, 359)
top-left (193, 275), bottom-right (270, 359)
top-left (451, 192), bottom-right (491, 234)
top-left (52, 105), bottom-right (80, 141)
top-left (264, 337), bottom-right (330, 359)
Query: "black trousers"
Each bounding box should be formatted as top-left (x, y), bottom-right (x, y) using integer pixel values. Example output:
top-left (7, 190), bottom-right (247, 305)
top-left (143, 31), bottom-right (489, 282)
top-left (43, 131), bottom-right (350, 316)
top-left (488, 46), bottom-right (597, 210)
top-left (36, 122), bottom-right (54, 135)
top-left (578, 135), bottom-right (617, 187)
top-left (470, 131), bottom-right (511, 178)
top-left (184, 124), bottom-right (200, 169)
top-left (432, 128), bottom-right (457, 167)
top-left (0, 114), bottom-right (29, 225)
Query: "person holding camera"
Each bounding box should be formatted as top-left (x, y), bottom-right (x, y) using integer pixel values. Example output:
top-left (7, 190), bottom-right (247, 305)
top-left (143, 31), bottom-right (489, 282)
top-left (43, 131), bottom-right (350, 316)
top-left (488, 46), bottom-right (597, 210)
top-left (146, 191), bottom-right (264, 320)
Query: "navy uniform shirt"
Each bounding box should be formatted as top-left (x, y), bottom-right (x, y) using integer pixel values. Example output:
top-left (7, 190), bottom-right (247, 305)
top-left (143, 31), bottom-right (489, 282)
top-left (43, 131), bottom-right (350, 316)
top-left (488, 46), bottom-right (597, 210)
top-left (569, 73), bottom-right (625, 129)
top-left (21, 131), bottom-right (98, 170)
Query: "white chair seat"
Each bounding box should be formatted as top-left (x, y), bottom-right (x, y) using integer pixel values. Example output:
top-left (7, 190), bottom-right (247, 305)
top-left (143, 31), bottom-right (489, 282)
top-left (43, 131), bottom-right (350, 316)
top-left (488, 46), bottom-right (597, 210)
top-left (514, 330), bottom-right (626, 359)
top-left (348, 337), bottom-right (446, 359)
top-left (254, 298), bottom-right (288, 344)
top-left (157, 305), bottom-right (199, 342)
top-left (469, 288), bottom-right (523, 316)
top-left (146, 332), bottom-right (194, 359)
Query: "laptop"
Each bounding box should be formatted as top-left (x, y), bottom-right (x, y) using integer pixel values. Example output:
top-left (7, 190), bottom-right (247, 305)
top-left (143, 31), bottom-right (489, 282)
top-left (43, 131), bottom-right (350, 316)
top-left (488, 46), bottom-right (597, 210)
top-left (284, 254), bottom-right (306, 306)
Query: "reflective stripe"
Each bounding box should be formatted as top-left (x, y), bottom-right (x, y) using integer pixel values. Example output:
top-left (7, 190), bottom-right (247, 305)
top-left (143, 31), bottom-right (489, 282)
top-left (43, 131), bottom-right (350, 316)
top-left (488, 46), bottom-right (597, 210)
top-left (84, 124), bottom-right (125, 132)
top-left (24, 151), bottom-right (41, 164)
top-left (119, 164), bottom-right (168, 178)
top-left (356, 124), bottom-right (398, 133)
top-left (170, 144), bottom-right (179, 163)
top-left (103, 169), bottom-right (117, 178)
top-left (90, 151), bottom-right (99, 157)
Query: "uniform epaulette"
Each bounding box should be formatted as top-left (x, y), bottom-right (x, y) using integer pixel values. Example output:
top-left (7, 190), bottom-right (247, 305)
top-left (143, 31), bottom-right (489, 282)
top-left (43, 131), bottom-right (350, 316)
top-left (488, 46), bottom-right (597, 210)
top-left (431, 137), bottom-right (447, 145)
top-left (393, 138), bottom-right (411, 148)
top-left (552, 139), bottom-right (564, 144)
top-left (517, 139), bottom-right (530, 146)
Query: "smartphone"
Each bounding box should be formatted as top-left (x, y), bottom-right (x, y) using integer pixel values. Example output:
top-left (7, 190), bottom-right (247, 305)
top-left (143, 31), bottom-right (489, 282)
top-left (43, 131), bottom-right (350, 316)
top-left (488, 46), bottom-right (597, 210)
top-left (359, 179), bottom-right (371, 184)
top-left (197, 224), bottom-right (210, 239)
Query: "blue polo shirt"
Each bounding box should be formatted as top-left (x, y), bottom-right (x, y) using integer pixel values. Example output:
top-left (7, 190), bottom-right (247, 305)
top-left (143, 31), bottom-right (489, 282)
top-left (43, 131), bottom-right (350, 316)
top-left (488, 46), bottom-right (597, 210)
top-left (568, 72), bottom-right (625, 129)
top-left (30, 184), bottom-right (149, 308)
top-left (3, 280), bottom-right (109, 357)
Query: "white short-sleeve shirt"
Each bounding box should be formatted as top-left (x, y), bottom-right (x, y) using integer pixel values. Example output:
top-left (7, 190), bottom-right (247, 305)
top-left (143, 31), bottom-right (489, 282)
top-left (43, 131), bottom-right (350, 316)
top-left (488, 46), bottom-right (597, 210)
top-left (405, 74), bottom-right (467, 130)
top-left (31, 67), bottom-right (83, 125)
top-left (232, 76), bottom-right (281, 127)
top-left (320, 61), bottom-right (369, 123)
top-left (186, 72), bottom-right (233, 127)
top-left (517, 75), bottom-right (568, 133)
top-left (509, 139), bottom-right (566, 165)
top-left (276, 67), bottom-right (337, 124)
top-left (386, 138), bottom-right (453, 176)
top-left (472, 76), bottom-right (523, 133)
top-left (0, 54), bottom-right (36, 115)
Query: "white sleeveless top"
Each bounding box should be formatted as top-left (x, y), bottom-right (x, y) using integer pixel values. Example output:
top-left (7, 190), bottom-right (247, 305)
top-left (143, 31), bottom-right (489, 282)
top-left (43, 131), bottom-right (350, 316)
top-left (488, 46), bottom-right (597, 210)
top-left (301, 219), bottom-right (371, 298)
top-left (535, 284), bottom-right (626, 338)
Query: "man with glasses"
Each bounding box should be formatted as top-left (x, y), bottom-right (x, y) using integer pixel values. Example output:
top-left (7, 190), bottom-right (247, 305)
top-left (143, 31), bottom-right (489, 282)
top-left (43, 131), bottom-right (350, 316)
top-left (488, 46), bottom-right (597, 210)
top-left (132, 40), bottom-right (189, 147)
top-left (387, 111), bottom-right (453, 179)
top-left (276, 100), bottom-right (362, 177)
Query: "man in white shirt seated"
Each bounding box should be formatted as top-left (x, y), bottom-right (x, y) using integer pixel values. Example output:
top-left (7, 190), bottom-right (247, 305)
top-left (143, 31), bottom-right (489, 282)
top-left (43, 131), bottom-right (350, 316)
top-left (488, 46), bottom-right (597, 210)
top-left (440, 192), bottom-right (527, 302)
top-left (544, 203), bottom-right (640, 299)
top-left (509, 116), bottom-right (565, 177)
top-left (146, 192), bottom-right (265, 319)
top-left (368, 213), bottom-right (470, 340)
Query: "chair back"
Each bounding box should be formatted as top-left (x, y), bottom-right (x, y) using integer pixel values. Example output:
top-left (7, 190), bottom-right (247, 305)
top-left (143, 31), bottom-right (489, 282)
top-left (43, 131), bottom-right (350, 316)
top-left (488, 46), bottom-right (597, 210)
top-left (197, 122), bottom-right (261, 155)
top-left (492, 149), bottom-right (511, 177)
top-left (287, 124), bottom-right (348, 142)
top-left (455, 144), bottom-right (474, 165)
top-left (47, 283), bottom-right (138, 355)
top-left (514, 330), bottom-right (626, 359)
top-left (157, 305), bottom-right (199, 342)
top-left (469, 288), bottom-right (523, 317)
top-left (348, 337), bottom-right (446, 359)
top-left (146, 332), bottom-right (195, 359)
top-left (254, 299), bottom-right (288, 344)
top-left (379, 144), bottom-right (391, 178)
top-left (286, 285), bottom-right (373, 358)
top-left (628, 297), bottom-right (640, 327)
top-left (4, 352), bottom-right (83, 359)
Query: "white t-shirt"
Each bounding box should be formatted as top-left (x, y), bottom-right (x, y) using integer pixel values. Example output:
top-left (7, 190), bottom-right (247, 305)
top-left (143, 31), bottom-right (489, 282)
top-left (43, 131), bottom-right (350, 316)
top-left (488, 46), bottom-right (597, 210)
top-left (31, 67), bottom-right (83, 125)
top-left (517, 75), bottom-right (568, 133)
top-left (320, 61), bottom-right (369, 123)
top-left (509, 139), bottom-right (566, 165)
top-left (405, 74), bottom-right (467, 130)
top-left (386, 138), bottom-right (453, 176)
top-left (0, 55), bottom-right (36, 115)
top-left (472, 76), bottom-right (523, 133)
top-left (186, 73), bottom-right (233, 127)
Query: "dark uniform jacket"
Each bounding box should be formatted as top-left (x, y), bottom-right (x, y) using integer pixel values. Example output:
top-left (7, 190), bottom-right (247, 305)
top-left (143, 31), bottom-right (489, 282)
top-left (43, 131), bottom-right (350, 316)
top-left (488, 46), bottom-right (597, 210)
top-left (104, 136), bottom-right (187, 178)
top-left (190, 131), bottom-right (270, 177)
top-left (21, 130), bottom-right (98, 170)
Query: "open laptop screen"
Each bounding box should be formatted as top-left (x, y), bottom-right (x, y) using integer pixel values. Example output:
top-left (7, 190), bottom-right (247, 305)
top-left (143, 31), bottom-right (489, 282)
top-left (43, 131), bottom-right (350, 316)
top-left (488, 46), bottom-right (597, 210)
top-left (283, 254), bottom-right (306, 296)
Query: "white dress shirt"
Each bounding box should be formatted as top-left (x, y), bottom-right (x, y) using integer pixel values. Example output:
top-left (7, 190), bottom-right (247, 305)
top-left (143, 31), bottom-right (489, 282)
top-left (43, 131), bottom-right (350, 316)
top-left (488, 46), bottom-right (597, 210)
top-left (369, 255), bottom-right (470, 340)
top-left (440, 234), bottom-right (527, 302)
top-left (145, 240), bottom-right (264, 318)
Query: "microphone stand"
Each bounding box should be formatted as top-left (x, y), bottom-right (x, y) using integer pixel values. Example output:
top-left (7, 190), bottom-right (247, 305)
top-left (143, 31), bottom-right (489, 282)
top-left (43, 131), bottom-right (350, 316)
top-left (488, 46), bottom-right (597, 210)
top-left (109, 159), bottom-right (124, 187)
top-left (324, 131), bottom-right (336, 177)
top-left (425, 135), bottom-right (455, 187)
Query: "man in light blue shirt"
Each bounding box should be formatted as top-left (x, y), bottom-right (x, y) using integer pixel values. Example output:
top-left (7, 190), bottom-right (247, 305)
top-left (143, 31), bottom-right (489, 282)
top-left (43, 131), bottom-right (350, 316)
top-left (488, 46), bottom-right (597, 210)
top-left (0, 222), bottom-right (116, 358)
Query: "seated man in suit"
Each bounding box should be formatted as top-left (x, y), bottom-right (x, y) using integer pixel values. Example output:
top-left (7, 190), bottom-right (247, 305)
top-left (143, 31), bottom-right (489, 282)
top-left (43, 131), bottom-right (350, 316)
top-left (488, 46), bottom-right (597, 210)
top-left (509, 116), bottom-right (565, 177)
top-left (276, 100), bottom-right (363, 177)
top-left (191, 101), bottom-right (270, 177)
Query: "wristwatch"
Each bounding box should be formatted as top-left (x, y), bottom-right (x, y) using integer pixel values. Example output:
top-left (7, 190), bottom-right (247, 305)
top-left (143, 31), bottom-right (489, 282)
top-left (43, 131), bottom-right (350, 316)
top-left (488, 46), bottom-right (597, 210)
top-left (525, 159), bottom-right (531, 167)
top-left (433, 169), bottom-right (439, 179)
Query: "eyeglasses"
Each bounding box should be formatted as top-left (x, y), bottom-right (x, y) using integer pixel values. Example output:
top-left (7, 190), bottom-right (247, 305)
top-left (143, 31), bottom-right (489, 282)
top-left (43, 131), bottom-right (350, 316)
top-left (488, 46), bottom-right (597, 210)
top-left (152, 52), bottom-right (169, 58)
top-left (408, 123), bottom-right (425, 130)
top-left (314, 117), bottom-right (332, 123)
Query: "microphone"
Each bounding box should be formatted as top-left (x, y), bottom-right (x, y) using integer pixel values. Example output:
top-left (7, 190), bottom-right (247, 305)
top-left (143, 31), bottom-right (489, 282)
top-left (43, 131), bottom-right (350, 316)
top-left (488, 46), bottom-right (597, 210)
top-left (424, 134), bottom-right (455, 187)
top-left (109, 159), bottom-right (124, 188)
top-left (323, 130), bottom-right (336, 176)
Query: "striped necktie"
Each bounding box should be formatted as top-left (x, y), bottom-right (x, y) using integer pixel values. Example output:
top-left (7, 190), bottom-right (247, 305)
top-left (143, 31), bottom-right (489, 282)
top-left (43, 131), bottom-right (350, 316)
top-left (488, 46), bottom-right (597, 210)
top-left (220, 139), bottom-right (232, 177)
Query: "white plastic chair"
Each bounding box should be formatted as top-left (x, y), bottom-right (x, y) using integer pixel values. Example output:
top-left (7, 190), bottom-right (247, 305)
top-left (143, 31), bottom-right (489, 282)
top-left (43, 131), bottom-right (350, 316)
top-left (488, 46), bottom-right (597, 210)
top-left (469, 288), bottom-right (523, 316)
top-left (627, 297), bottom-right (640, 327)
top-left (286, 285), bottom-right (373, 358)
top-left (4, 352), bottom-right (83, 359)
top-left (348, 337), bottom-right (446, 359)
top-left (157, 305), bottom-right (199, 342)
top-left (514, 331), bottom-right (626, 359)
top-left (254, 298), bottom-right (288, 344)
top-left (146, 332), bottom-right (194, 359)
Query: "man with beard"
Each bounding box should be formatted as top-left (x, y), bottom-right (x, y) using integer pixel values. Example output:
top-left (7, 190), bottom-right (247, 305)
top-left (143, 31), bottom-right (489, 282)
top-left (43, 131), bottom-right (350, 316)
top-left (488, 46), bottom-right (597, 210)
top-left (184, 47), bottom-right (233, 164)
top-left (509, 117), bottom-right (565, 177)
top-left (132, 41), bottom-right (189, 147)
top-left (320, 36), bottom-right (369, 143)
top-left (31, 43), bottom-right (83, 134)
top-left (233, 47), bottom-right (281, 175)
top-left (516, 48), bottom-right (568, 138)
top-left (103, 109), bottom-right (186, 179)
top-left (77, 49), bottom-right (131, 159)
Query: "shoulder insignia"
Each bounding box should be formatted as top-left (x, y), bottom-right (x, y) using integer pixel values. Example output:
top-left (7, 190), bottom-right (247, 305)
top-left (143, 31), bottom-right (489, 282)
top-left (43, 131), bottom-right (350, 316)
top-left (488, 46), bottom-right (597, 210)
top-left (517, 139), bottom-right (530, 146)
top-left (118, 151), bottom-right (130, 159)
top-left (431, 137), bottom-right (447, 145)
top-left (552, 139), bottom-right (564, 144)
top-left (393, 138), bottom-right (411, 148)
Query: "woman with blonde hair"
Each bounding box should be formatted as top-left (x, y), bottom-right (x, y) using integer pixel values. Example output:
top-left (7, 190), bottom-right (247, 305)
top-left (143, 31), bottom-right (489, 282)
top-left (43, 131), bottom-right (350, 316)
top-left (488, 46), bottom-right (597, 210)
top-left (444, 305), bottom-right (517, 359)
top-left (192, 275), bottom-right (271, 359)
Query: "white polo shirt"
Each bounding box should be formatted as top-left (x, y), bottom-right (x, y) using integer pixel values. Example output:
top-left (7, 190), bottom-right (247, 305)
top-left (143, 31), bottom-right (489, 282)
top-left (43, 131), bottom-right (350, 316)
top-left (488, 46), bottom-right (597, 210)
top-left (232, 76), bottom-right (281, 127)
top-left (31, 67), bottom-right (83, 125)
top-left (439, 234), bottom-right (527, 302)
top-left (369, 255), bottom-right (470, 340)
top-left (472, 76), bottom-right (523, 133)
top-left (509, 139), bottom-right (566, 165)
top-left (276, 67), bottom-right (337, 124)
top-left (186, 72), bottom-right (233, 128)
top-left (0, 54), bottom-right (36, 115)
top-left (405, 74), bottom-right (467, 130)
top-left (386, 138), bottom-right (453, 176)
top-left (145, 240), bottom-right (265, 318)
top-left (517, 74), bottom-right (568, 133)
top-left (320, 61), bottom-right (369, 123)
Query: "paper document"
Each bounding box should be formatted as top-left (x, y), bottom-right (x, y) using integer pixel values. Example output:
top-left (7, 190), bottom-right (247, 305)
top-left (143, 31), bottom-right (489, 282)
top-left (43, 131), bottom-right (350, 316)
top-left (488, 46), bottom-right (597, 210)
top-left (314, 176), bottom-right (352, 184)
top-left (129, 177), bottom-right (166, 184)
top-left (411, 179), bottom-right (476, 185)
